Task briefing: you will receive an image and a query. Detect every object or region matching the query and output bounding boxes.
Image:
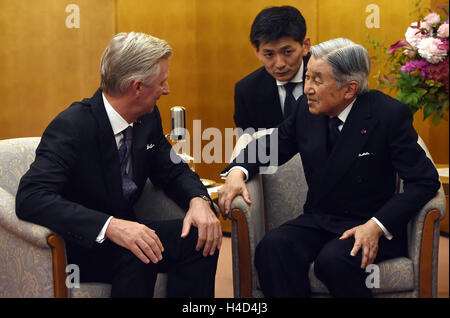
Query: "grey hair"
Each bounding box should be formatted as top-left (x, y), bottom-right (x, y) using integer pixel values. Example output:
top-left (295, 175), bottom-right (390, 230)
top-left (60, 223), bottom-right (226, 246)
top-left (100, 32), bottom-right (172, 95)
top-left (310, 38), bottom-right (370, 95)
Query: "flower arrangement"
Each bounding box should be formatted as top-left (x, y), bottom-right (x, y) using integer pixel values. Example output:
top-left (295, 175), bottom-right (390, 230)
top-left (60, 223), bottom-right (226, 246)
top-left (368, 5), bottom-right (449, 125)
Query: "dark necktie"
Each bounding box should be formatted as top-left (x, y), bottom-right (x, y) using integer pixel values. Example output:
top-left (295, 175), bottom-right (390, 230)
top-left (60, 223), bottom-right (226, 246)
top-left (283, 82), bottom-right (297, 118)
top-left (118, 126), bottom-right (137, 199)
top-left (327, 117), bottom-right (342, 154)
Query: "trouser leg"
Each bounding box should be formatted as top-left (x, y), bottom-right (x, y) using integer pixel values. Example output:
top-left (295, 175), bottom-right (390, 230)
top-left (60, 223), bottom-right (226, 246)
top-left (110, 219), bottom-right (218, 298)
top-left (314, 235), bottom-right (403, 298)
top-left (158, 219), bottom-right (219, 298)
top-left (314, 237), bottom-right (372, 298)
top-left (254, 223), bottom-right (332, 298)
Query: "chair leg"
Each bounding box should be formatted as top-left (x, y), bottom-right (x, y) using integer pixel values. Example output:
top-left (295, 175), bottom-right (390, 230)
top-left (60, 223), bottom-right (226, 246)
top-left (47, 234), bottom-right (69, 298)
top-left (419, 209), bottom-right (441, 298)
top-left (231, 209), bottom-right (253, 298)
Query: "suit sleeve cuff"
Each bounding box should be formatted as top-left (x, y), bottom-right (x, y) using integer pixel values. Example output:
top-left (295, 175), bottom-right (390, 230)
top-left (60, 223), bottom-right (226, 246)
top-left (96, 216), bottom-right (113, 243)
top-left (221, 166), bottom-right (249, 182)
top-left (371, 217), bottom-right (393, 240)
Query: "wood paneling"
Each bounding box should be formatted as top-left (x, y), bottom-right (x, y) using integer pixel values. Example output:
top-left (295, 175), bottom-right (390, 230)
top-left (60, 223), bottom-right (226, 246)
top-left (0, 0), bottom-right (115, 138)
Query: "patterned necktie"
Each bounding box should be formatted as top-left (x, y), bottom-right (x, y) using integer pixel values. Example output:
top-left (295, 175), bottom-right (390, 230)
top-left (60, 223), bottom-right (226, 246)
top-left (327, 117), bottom-right (342, 154)
top-left (118, 126), bottom-right (137, 199)
top-left (283, 82), bottom-right (297, 118)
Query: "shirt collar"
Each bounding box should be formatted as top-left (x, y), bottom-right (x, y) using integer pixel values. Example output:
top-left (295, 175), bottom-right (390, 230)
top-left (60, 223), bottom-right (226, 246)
top-left (335, 98), bottom-right (357, 124)
top-left (102, 93), bottom-right (133, 135)
top-left (276, 62), bottom-right (304, 86)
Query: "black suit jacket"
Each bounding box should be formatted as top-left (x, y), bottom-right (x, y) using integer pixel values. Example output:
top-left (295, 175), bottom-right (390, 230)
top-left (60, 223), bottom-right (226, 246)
top-left (226, 90), bottom-right (440, 252)
top-left (233, 54), bottom-right (311, 131)
top-left (16, 89), bottom-right (209, 250)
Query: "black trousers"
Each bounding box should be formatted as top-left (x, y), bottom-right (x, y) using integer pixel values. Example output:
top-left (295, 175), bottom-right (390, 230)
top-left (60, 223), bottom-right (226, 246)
top-left (67, 219), bottom-right (219, 298)
top-left (254, 215), bottom-right (403, 298)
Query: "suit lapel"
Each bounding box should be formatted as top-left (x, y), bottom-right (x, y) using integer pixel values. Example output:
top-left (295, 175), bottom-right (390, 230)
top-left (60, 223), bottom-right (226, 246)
top-left (316, 95), bottom-right (379, 202)
top-left (90, 89), bottom-right (128, 210)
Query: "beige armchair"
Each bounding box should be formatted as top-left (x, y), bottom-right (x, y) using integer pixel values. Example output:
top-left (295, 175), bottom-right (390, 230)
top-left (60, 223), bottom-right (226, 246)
top-left (229, 135), bottom-right (446, 298)
top-left (0, 137), bottom-right (189, 297)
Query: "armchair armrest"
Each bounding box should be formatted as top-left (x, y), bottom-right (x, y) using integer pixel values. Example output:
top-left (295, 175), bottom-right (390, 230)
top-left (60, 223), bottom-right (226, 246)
top-left (229, 174), bottom-right (266, 297)
top-left (0, 187), bottom-right (54, 249)
top-left (230, 174), bottom-right (266, 245)
top-left (406, 184), bottom-right (446, 297)
top-left (1, 187), bottom-right (63, 297)
top-left (408, 184), bottom-right (446, 258)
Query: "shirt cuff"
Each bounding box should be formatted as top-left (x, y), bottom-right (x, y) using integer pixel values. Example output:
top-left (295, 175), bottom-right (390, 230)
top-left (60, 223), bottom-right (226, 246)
top-left (220, 166), bottom-right (249, 182)
top-left (371, 217), bottom-right (393, 240)
top-left (96, 216), bottom-right (113, 243)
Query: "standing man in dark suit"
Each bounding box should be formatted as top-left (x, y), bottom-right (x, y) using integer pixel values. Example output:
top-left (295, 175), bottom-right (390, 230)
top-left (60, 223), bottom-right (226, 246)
top-left (16, 32), bottom-right (221, 298)
top-left (234, 6), bottom-right (311, 132)
top-left (219, 38), bottom-right (440, 297)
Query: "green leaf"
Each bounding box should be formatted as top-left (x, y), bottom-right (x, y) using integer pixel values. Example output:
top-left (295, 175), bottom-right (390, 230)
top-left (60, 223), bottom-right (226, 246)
top-left (417, 88), bottom-right (428, 97)
top-left (431, 113), bottom-right (441, 126)
top-left (423, 103), bottom-right (434, 120)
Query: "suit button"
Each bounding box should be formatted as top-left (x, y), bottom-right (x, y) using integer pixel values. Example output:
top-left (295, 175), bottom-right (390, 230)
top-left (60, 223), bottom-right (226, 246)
top-left (356, 176), bottom-right (363, 183)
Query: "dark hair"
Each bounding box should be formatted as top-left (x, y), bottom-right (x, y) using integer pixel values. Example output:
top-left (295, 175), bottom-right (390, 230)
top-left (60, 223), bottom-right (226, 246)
top-left (250, 6), bottom-right (307, 49)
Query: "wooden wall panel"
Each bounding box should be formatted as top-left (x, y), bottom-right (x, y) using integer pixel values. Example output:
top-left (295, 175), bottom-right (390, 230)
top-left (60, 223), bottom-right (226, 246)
top-left (116, 0), bottom-right (199, 147)
top-left (0, 0), bottom-right (115, 139)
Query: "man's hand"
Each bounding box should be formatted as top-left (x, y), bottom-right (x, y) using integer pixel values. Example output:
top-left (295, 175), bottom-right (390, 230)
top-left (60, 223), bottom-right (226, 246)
top-left (105, 218), bottom-right (164, 264)
top-left (218, 169), bottom-right (251, 217)
top-left (339, 219), bottom-right (384, 269)
top-left (181, 197), bottom-right (222, 257)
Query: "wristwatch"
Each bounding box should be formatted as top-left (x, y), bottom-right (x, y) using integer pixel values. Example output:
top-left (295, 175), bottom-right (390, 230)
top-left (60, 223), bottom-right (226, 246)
top-left (196, 194), bottom-right (212, 204)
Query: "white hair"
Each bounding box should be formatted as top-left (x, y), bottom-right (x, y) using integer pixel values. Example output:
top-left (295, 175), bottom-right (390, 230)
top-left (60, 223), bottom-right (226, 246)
top-left (311, 38), bottom-right (370, 95)
top-left (100, 32), bottom-right (172, 95)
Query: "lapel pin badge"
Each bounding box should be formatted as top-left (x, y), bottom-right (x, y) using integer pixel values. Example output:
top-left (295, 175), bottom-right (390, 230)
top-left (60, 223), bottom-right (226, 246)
top-left (361, 129), bottom-right (367, 135)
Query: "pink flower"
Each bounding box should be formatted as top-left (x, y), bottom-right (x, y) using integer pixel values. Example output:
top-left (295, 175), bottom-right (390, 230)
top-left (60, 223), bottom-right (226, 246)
top-left (388, 39), bottom-right (412, 54)
top-left (417, 37), bottom-right (447, 63)
top-left (439, 38), bottom-right (449, 51)
top-left (401, 59), bottom-right (429, 77)
top-left (427, 57), bottom-right (449, 91)
top-left (437, 23), bottom-right (449, 38)
top-left (424, 12), bottom-right (441, 25)
top-left (405, 22), bottom-right (431, 49)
